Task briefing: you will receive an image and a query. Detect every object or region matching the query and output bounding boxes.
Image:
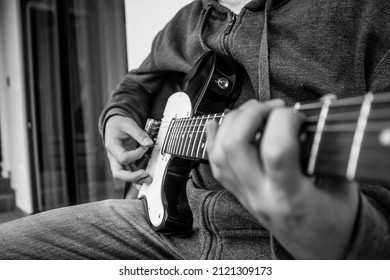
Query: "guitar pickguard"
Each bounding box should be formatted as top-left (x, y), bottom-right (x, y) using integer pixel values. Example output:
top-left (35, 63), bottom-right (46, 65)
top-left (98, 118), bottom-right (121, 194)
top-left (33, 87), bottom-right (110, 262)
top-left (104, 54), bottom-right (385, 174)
top-left (137, 92), bottom-right (194, 233)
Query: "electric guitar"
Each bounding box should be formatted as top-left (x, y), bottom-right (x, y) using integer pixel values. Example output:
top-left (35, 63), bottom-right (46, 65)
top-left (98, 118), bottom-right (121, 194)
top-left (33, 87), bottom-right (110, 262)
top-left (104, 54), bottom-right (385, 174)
top-left (135, 51), bottom-right (390, 234)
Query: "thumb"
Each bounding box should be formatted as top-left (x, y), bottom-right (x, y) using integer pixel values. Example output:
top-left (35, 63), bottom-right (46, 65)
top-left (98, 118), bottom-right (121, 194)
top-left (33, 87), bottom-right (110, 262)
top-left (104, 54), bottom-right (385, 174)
top-left (125, 119), bottom-right (154, 147)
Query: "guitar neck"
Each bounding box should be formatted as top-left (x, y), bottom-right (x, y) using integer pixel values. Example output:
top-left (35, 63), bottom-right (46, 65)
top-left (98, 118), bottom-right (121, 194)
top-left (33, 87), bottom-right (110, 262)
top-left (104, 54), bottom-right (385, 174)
top-left (161, 92), bottom-right (390, 183)
top-left (162, 112), bottom-right (226, 161)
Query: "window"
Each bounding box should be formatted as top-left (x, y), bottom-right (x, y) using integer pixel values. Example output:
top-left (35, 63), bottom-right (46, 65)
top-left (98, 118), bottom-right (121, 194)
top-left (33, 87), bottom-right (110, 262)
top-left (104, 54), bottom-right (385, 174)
top-left (22, 0), bottom-right (127, 211)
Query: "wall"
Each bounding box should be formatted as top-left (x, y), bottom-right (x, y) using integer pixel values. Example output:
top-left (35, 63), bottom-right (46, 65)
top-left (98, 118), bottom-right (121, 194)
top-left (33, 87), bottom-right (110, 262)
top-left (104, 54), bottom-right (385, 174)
top-left (124, 0), bottom-right (193, 70)
top-left (0, 0), bottom-right (34, 213)
top-left (0, 0), bottom-right (9, 179)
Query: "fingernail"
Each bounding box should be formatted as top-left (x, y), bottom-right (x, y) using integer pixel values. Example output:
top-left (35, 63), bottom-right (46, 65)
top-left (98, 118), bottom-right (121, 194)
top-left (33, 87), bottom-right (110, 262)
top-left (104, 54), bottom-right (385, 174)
top-left (144, 177), bottom-right (152, 184)
top-left (142, 137), bottom-right (154, 146)
top-left (140, 173), bottom-right (152, 184)
top-left (141, 146), bottom-right (149, 153)
top-left (268, 99), bottom-right (285, 107)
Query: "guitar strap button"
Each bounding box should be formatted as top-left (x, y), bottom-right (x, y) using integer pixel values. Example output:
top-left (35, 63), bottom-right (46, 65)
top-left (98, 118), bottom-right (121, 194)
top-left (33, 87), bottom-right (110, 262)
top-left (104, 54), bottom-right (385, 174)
top-left (216, 77), bottom-right (229, 89)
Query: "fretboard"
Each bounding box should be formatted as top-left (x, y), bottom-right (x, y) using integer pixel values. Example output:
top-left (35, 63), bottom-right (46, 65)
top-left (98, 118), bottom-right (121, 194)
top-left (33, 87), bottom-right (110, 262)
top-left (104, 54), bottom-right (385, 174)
top-left (162, 113), bottom-right (226, 160)
top-left (161, 92), bottom-right (390, 183)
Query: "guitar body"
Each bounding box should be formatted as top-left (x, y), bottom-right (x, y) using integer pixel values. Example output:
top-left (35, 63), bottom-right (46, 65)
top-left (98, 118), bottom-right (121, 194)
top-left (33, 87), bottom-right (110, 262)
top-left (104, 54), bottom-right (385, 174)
top-left (132, 51), bottom-right (390, 235)
top-left (136, 51), bottom-right (245, 234)
top-left (137, 92), bottom-right (195, 233)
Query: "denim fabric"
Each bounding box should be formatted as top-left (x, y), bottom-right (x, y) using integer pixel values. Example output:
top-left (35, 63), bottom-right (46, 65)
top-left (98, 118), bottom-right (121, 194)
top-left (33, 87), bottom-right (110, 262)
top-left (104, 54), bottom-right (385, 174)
top-left (0, 182), bottom-right (270, 259)
top-left (1, 199), bottom-right (179, 259)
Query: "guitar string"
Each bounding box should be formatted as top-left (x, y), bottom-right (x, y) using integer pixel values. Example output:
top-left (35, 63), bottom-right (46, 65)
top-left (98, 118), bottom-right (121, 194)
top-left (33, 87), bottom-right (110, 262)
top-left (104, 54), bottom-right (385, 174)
top-left (156, 126), bottom-right (389, 140)
top-left (154, 119), bottom-right (390, 138)
top-left (157, 120), bottom-right (389, 157)
top-left (153, 101), bottom-right (390, 130)
top-left (150, 97), bottom-right (390, 154)
top-left (158, 123), bottom-right (389, 158)
top-left (296, 94), bottom-right (390, 110)
top-left (155, 117), bottom-right (390, 133)
top-left (158, 97), bottom-right (390, 158)
top-left (160, 125), bottom-right (389, 156)
top-left (161, 128), bottom-right (389, 158)
top-left (156, 116), bottom-right (390, 129)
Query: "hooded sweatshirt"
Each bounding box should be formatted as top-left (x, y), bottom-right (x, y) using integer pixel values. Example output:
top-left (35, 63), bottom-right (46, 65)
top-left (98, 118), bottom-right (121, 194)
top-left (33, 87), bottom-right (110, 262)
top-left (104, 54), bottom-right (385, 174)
top-left (99, 0), bottom-right (390, 259)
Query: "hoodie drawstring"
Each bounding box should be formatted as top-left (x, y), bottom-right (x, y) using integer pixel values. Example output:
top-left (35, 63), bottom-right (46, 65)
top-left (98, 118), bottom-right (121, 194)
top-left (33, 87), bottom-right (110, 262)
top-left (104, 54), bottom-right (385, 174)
top-left (258, 0), bottom-right (274, 101)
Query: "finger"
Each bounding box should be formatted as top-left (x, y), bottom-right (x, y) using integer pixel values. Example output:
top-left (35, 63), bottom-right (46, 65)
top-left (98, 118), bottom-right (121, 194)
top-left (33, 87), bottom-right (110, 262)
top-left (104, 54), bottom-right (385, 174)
top-left (261, 108), bottom-right (305, 190)
top-left (107, 137), bottom-right (149, 165)
top-left (237, 98), bottom-right (284, 110)
top-left (239, 99), bottom-right (285, 139)
top-left (205, 120), bottom-right (219, 152)
top-left (107, 153), bottom-right (152, 183)
top-left (106, 116), bottom-right (154, 146)
top-left (219, 99), bottom-right (284, 149)
top-left (206, 120), bottom-right (227, 181)
top-left (206, 100), bottom-right (279, 190)
top-left (105, 116), bottom-right (153, 162)
top-left (115, 169), bottom-right (152, 184)
top-left (123, 118), bottom-right (154, 146)
top-left (266, 98), bottom-right (285, 107)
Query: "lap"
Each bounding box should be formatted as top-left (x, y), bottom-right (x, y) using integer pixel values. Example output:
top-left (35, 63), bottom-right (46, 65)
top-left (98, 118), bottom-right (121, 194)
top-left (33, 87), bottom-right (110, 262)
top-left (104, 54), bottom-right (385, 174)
top-left (0, 193), bottom-right (272, 259)
top-left (0, 199), bottom-right (183, 259)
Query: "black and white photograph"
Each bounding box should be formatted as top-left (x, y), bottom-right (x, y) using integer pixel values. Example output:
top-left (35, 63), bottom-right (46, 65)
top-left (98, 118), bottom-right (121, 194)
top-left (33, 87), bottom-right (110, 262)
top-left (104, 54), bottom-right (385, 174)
top-left (0, 0), bottom-right (389, 277)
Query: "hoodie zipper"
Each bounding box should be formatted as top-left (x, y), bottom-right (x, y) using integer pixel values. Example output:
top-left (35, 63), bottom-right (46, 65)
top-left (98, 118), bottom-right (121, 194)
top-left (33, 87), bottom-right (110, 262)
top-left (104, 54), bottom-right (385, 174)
top-left (222, 12), bottom-right (237, 56)
top-left (224, 12), bottom-right (236, 35)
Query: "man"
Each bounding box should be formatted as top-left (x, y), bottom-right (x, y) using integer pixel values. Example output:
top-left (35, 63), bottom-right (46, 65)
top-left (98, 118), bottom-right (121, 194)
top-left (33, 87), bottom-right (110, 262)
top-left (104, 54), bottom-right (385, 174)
top-left (1, 0), bottom-right (390, 259)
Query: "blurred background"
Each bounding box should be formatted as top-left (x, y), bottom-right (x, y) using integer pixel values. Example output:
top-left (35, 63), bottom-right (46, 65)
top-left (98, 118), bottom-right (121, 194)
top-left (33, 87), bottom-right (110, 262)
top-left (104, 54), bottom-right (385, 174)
top-left (0, 0), bottom-right (191, 222)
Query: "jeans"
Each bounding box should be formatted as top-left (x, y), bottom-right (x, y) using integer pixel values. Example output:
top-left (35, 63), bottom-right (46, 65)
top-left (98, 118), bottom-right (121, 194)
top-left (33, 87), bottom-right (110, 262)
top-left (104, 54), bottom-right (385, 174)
top-left (0, 188), bottom-right (271, 259)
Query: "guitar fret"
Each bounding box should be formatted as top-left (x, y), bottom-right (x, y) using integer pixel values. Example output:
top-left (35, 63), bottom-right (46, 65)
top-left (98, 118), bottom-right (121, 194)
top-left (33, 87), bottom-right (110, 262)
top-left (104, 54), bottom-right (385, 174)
top-left (191, 116), bottom-right (204, 158)
top-left (307, 96), bottom-right (333, 175)
top-left (185, 117), bottom-right (198, 157)
top-left (202, 113), bottom-right (219, 159)
top-left (181, 118), bottom-right (189, 155)
top-left (346, 93), bottom-right (373, 180)
top-left (181, 117), bottom-right (191, 157)
top-left (188, 117), bottom-right (199, 155)
top-left (165, 120), bottom-right (171, 154)
top-left (162, 119), bottom-right (174, 154)
top-left (180, 117), bottom-right (191, 156)
top-left (196, 115), bottom-right (210, 158)
top-left (175, 118), bottom-right (185, 156)
top-left (176, 118), bottom-right (185, 156)
top-left (169, 119), bottom-right (179, 154)
top-left (219, 112), bottom-right (225, 125)
top-left (173, 118), bottom-right (181, 155)
top-left (171, 119), bottom-right (181, 155)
